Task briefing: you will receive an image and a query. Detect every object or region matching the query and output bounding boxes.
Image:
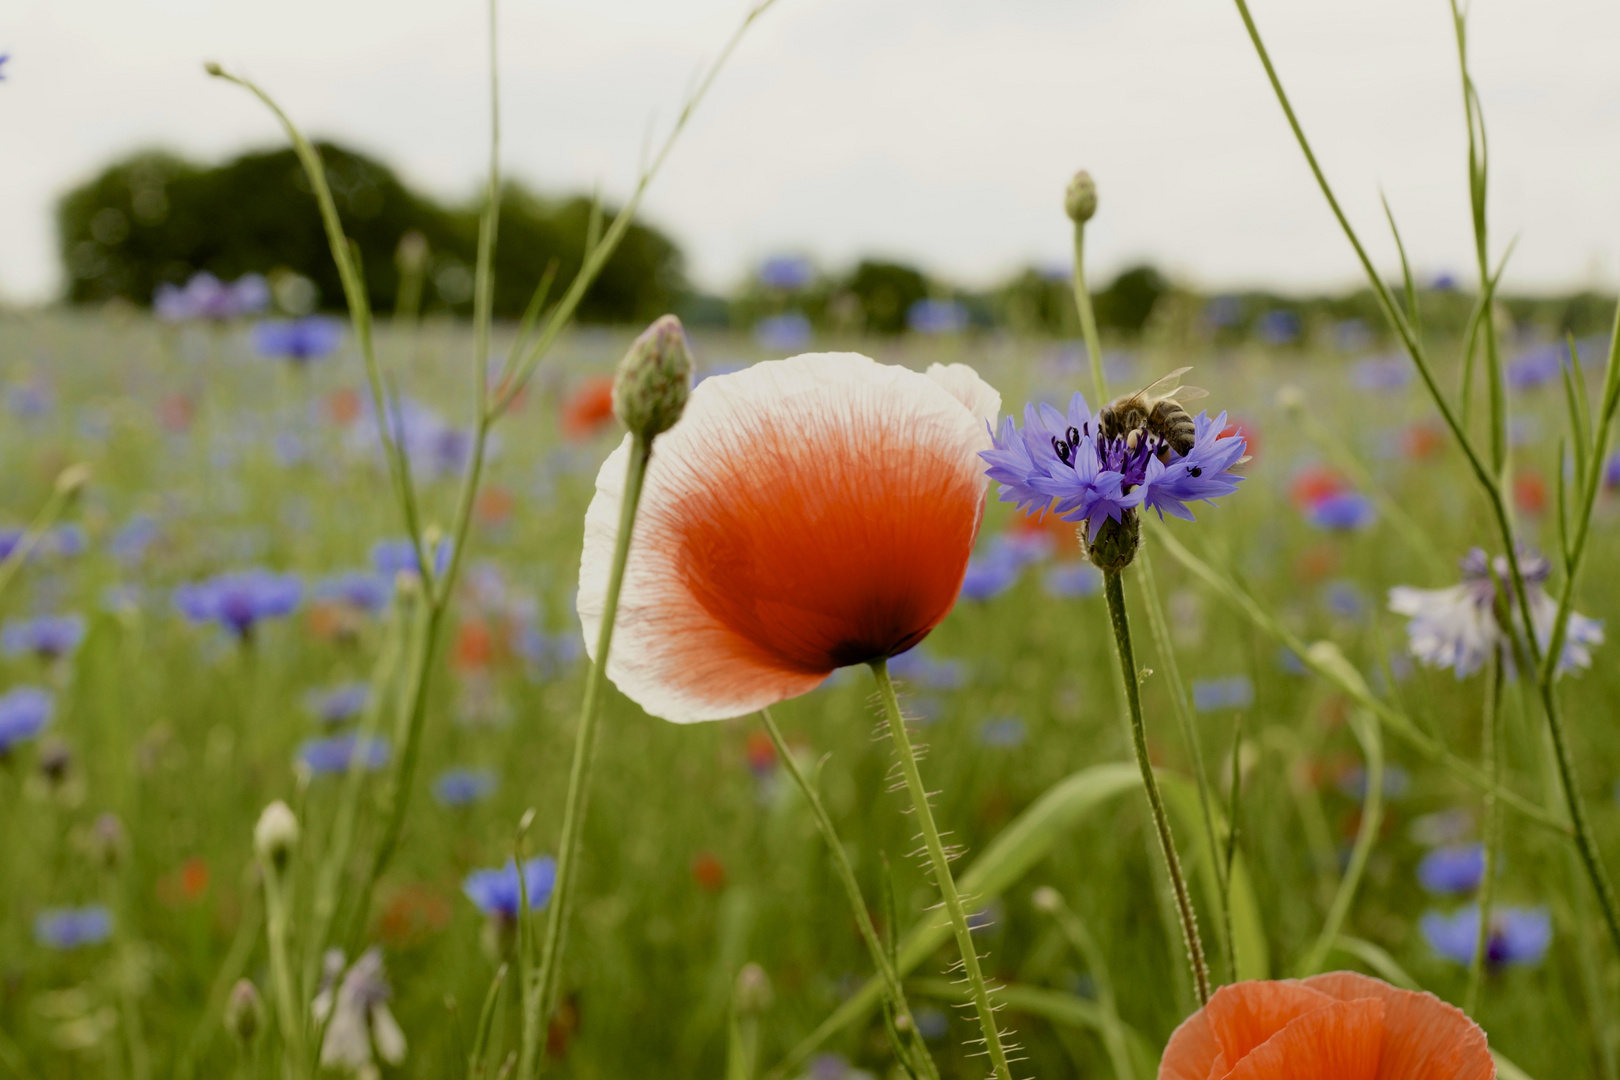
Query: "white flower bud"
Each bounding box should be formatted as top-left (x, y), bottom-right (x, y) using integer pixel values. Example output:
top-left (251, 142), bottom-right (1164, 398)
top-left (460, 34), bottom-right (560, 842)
top-left (254, 800), bottom-right (300, 871)
top-left (1031, 886), bottom-right (1063, 914)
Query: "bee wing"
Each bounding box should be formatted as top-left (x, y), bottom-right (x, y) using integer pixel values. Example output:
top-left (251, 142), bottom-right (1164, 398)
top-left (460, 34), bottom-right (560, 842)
top-left (1136, 366), bottom-right (1194, 399)
top-left (1173, 386), bottom-right (1209, 402)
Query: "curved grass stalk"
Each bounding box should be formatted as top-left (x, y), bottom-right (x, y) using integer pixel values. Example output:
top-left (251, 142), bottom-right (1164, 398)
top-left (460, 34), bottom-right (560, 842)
top-left (1101, 570), bottom-right (1210, 1005)
top-left (1466, 658), bottom-right (1505, 1015)
top-left (0, 464), bottom-right (89, 607)
top-left (758, 708), bottom-right (939, 1079)
top-left (1036, 889), bottom-right (1136, 1080)
top-left (1227, 0), bottom-right (1620, 955)
top-left (870, 659), bottom-right (1016, 1080)
top-left (1298, 709), bottom-right (1383, 975)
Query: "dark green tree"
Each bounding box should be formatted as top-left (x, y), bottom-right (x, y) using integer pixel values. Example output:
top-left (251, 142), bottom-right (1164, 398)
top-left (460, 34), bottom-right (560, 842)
top-left (1092, 264), bottom-right (1168, 336)
top-left (845, 260), bottom-right (929, 335)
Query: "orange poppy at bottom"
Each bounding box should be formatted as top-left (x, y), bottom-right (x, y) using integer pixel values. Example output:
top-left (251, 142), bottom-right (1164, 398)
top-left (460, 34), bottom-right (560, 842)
top-left (1159, 972), bottom-right (1493, 1080)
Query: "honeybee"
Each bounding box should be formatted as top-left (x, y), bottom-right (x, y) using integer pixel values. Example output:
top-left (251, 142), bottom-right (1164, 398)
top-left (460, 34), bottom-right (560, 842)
top-left (1097, 366), bottom-right (1208, 460)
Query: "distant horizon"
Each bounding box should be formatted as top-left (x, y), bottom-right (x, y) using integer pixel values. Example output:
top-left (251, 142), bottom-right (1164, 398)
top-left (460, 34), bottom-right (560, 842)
top-left (6, 0), bottom-right (1620, 306)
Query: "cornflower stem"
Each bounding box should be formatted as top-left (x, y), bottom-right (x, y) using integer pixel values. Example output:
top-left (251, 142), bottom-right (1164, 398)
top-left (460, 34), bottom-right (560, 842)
top-left (1071, 220), bottom-right (1108, 404)
top-left (1101, 569), bottom-right (1211, 1005)
top-left (869, 658), bottom-right (1015, 1080)
top-left (1229, 0), bottom-right (1620, 956)
top-left (1136, 547), bottom-right (1233, 983)
top-left (1466, 659), bottom-right (1504, 1015)
top-left (262, 863), bottom-right (306, 1080)
top-left (758, 708), bottom-right (940, 1080)
top-left (523, 434), bottom-right (653, 1079)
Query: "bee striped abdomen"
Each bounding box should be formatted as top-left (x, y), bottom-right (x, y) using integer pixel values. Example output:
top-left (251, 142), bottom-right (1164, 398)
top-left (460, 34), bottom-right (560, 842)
top-left (1148, 400), bottom-right (1196, 456)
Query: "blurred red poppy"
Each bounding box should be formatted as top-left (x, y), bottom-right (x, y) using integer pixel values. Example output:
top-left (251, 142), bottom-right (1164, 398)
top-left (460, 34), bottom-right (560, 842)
top-left (691, 851), bottom-right (727, 893)
top-left (1513, 469), bottom-right (1547, 516)
top-left (1289, 465), bottom-right (1346, 511)
top-left (560, 375), bottom-right (617, 442)
top-left (327, 387), bottom-right (362, 427)
top-left (475, 484), bottom-right (515, 528)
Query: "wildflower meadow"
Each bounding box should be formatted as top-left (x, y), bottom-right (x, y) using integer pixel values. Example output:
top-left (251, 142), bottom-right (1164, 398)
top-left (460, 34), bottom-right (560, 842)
top-left (5, 3), bottom-right (1620, 1079)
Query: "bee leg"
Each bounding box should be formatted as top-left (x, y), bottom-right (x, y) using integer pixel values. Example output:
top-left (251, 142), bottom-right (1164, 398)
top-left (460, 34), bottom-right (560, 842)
top-left (1126, 430), bottom-right (1140, 451)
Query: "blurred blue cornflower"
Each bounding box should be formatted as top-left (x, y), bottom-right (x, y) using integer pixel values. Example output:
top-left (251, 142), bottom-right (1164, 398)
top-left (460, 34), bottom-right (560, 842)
top-left (1255, 309), bottom-right (1301, 345)
top-left (433, 768), bottom-right (497, 807)
top-left (1305, 491), bottom-right (1376, 531)
top-left (1408, 808), bottom-right (1474, 847)
top-left (305, 683), bottom-right (369, 726)
top-left (175, 569), bottom-right (302, 638)
top-left (0, 528), bottom-right (23, 562)
top-left (1352, 355), bottom-right (1411, 392)
top-left (1333, 319), bottom-right (1372, 352)
top-left (907, 299), bottom-right (968, 335)
top-left (0, 687), bottom-right (53, 753)
top-left (109, 514), bottom-right (160, 563)
top-left (1418, 843), bottom-right (1487, 895)
top-left (977, 717), bottom-right (1026, 748)
top-left (0, 53), bottom-right (9, 80)
top-left (983, 392), bottom-right (1247, 535)
top-left (8, 381), bottom-right (53, 418)
top-left (154, 272), bottom-right (270, 322)
top-left (513, 624), bottom-right (584, 682)
top-left (1322, 579), bottom-right (1369, 621)
top-left (1204, 295), bottom-right (1244, 329)
top-left (1276, 646), bottom-right (1309, 676)
top-left (462, 856), bottom-right (557, 919)
top-left (809, 1054), bottom-right (854, 1080)
top-left (297, 733), bottom-right (390, 776)
top-left (966, 899), bottom-right (1003, 933)
top-left (1192, 675), bottom-right (1253, 712)
top-left (1389, 547), bottom-right (1603, 679)
top-left (34, 906), bottom-right (113, 950)
top-left (1605, 452), bottom-right (1620, 491)
top-left (958, 551), bottom-right (1021, 601)
top-left (315, 571), bottom-right (393, 615)
top-left (913, 1006), bottom-right (950, 1042)
top-left (1505, 344), bottom-right (1567, 391)
top-left (757, 255), bottom-right (814, 291)
top-left (754, 312), bottom-right (812, 352)
top-left (887, 647), bottom-right (966, 690)
top-left (252, 316), bottom-right (344, 364)
top-left (40, 524), bottom-right (86, 559)
top-left (1043, 562), bottom-right (1102, 599)
top-left (1431, 271), bottom-right (1460, 291)
top-left (350, 398), bottom-right (481, 481)
top-left (1421, 905), bottom-right (1550, 968)
top-left (1336, 764), bottom-right (1411, 801)
top-left (371, 537), bottom-right (453, 581)
top-left (2, 614), bottom-right (86, 661)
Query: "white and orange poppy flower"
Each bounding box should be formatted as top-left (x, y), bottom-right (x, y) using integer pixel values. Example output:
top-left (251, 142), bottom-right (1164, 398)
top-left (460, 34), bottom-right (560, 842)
top-left (577, 352), bottom-right (1000, 723)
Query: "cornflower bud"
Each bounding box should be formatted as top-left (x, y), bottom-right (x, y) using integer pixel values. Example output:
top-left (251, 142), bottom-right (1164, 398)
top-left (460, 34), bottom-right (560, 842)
top-left (253, 800), bottom-right (300, 872)
top-left (734, 963), bottom-right (773, 1014)
top-left (612, 315), bottom-right (692, 441)
top-left (1064, 171), bottom-right (1098, 225)
top-left (1030, 886), bottom-right (1063, 914)
top-left (1084, 510), bottom-right (1140, 573)
top-left (55, 463), bottom-right (92, 498)
top-left (224, 979), bottom-right (264, 1045)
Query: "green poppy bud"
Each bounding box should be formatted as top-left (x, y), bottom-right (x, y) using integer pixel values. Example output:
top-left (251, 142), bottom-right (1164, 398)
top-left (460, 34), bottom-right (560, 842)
top-left (613, 315), bottom-right (692, 441)
top-left (1065, 170), bottom-right (1098, 225)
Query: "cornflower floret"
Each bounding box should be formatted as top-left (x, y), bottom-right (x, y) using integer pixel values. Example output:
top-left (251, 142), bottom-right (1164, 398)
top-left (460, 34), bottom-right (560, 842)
top-left (981, 391), bottom-right (1246, 569)
top-left (1388, 547), bottom-right (1603, 679)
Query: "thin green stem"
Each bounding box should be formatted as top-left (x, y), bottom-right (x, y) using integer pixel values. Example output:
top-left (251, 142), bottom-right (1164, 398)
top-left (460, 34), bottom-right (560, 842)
top-left (263, 869), bottom-right (306, 1080)
top-left (1466, 658), bottom-right (1504, 1015)
top-left (524, 435), bottom-right (653, 1079)
top-left (1135, 547), bottom-right (1233, 982)
top-left (1101, 570), bottom-right (1210, 1005)
top-left (869, 659), bottom-right (1015, 1080)
top-left (1039, 890), bottom-right (1136, 1080)
top-left (758, 709), bottom-right (938, 1080)
top-left (1072, 221), bottom-right (1108, 404)
top-left (1299, 709), bottom-right (1382, 975)
top-left (0, 469), bottom-right (83, 607)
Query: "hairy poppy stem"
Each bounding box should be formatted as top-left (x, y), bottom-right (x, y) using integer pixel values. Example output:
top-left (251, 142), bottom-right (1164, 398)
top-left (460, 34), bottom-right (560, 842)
top-left (523, 434), bottom-right (652, 1079)
top-left (1102, 568), bottom-right (1211, 1005)
top-left (870, 659), bottom-right (1015, 1080)
top-left (758, 708), bottom-right (940, 1080)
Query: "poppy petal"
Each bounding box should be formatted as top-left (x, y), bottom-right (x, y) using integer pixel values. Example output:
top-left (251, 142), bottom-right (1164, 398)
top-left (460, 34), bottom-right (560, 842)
top-left (578, 352), bottom-right (998, 723)
top-left (1224, 998), bottom-right (1386, 1080)
top-left (1160, 981), bottom-right (1338, 1080)
top-left (1303, 972), bottom-right (1494, 1080)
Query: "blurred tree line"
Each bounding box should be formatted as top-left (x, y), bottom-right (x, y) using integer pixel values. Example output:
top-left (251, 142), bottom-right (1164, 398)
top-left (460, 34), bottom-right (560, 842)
top-left (57, 143), bottom-right (683, 322)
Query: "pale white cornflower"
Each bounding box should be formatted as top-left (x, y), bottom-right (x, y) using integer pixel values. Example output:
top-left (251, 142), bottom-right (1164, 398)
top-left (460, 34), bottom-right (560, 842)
top-left (312, 949), bottom-right (406, 1080)
top-left (1388, 548), bottom-right (1603, 679)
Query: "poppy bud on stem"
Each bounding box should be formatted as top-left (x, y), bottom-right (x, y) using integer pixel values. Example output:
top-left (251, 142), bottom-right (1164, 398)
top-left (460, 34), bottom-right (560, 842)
top-left (612, 314), bottom-right (692, 440)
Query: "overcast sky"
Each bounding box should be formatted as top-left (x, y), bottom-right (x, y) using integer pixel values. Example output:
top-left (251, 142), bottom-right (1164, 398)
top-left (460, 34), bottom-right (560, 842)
top-left (5, 0), bottom-right (1619, 305)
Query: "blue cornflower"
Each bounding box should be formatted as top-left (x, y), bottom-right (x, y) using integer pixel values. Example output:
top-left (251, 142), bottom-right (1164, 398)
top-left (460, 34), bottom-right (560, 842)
top-left (175, 569), bottom-right (302, 638)
top-left (1255, 309), bottom-right (1301, 345)
top-left (0, 528), bottom-right (23, 562)
top-left (1322, 580), bottom-right (1369, 620)
top-left (1336, 764), bottom-right (1411, 801)
top-left (315, 571), bottom-right (393, 614)
top-left (1306, 491), bottom-right (1377, 531)
top-left (2, 614), bottom-right (86, 660)
top-left (757, 255), bottom-right (814, 291)
top-left (370, 538), bottom-right (453, 581)
top-left (1505, 344), bottom-right (1566, 391)
top-left (35, 906), bottom-right (113, 949)
top-left (1192, 675), bottom-right (1253, 712)
top-left (1204, 295), bottom-right (1244, 329)
top-left (296, 733), bottom-right (390, 776)
top-left (1421, 905), bottom-right (1550, 968)
top-left (42, 524), bottom-right (86, 558)
top-left (252, 317), bottom-right (344, 364)
top-left (110, 514), bottom-right (160, 563)
top-left (1352, 356), bottom-right (1411, 391)
top-left (305, 683), bottom-right (369, 725)
top-left (0, 53), bottom-right (9, 80)
top-left (513, 625), bottom-right (584, 682)
top-left (154, 272), bottom-right (270, 322)
top-left (913, 1007), bottom-right (950, 1041)
top-left (9, 382), bottom-right (53, 417)
top-left (754, 313), bottom-right (812, 352)
top-left (982, 392), bottom-right (1245, 544)
top-left (1418, 843), bottom-right (1486, 895)
top-left (887, 647), bottom-right (966, 690)
top-left (351, 398), bottom-right (481, 481)
top-left (908, 299), bottom-right (968, 335)
top-left (433, 768), bottom-right (497, 807)
top-left (977, 717), bottom-right (1026, 748)
top-left (462, 856), bottom-right (556, 920)
top-left (0, 687), bottom-right (52, 753)
top-left (1043, 562), bottom-right (1102, 599)
top-left (958, 551), bottom-right (1020, 601)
